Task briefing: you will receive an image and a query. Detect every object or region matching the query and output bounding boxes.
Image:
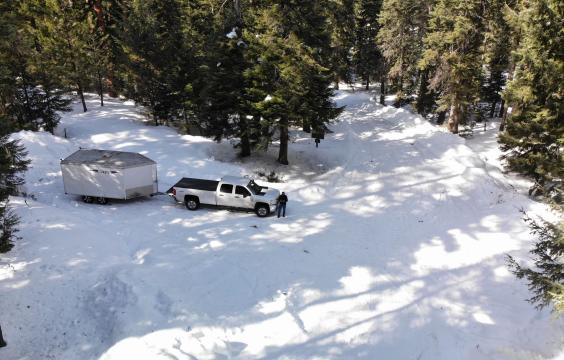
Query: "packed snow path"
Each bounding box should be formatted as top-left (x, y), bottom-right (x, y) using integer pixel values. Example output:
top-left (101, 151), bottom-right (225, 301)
top-left (1, 92), bottom-right (562, 360)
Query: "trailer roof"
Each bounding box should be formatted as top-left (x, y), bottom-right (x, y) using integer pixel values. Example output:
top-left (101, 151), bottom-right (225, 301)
top-left (61, 149), bottom-right (156, 169)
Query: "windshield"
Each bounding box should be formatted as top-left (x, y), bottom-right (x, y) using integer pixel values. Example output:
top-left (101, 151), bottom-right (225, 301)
top-left (247, 180), bottom-right (263, 195)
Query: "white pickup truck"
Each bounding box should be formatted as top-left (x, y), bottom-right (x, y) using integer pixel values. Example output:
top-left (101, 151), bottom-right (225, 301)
top-left (168, 176), bottom-right (281, 217)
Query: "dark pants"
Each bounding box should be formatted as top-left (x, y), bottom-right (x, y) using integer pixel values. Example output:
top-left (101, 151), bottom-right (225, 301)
top-left (0, 325), bottom-right (6, 347)
top-left (277, 203), bottom-right (286, 217)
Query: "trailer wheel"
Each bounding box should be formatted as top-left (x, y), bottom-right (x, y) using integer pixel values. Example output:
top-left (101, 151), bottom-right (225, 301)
top-left (255, 204), bottom-right (270, 217)
top-left (96, 197), bottom-right (108, 205)
top-left (82, 196), bottom-right (93, 204)
top-left (185, 197), bottom-right (199, 211)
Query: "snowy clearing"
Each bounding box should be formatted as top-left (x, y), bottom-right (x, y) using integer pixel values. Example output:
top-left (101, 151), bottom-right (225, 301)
top-left (1, 91), bottom-right (563, 360)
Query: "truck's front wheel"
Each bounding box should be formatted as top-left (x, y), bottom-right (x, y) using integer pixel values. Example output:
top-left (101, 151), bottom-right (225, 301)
top-left (255, 204), bottom-right (270, 217)
top-left (185, 196), bottom-right (200, 211)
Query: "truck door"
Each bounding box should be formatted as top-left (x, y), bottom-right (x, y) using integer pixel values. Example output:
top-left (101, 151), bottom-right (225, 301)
top-left (217, 183), bottom-right (235, 207)
top-left (235, 186), bottom-right (253, 209)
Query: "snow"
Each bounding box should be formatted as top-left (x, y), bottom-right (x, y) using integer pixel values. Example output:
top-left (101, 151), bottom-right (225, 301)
top-left (226, 28), bottom-right (238, 39)
top-left (463, 118), bottom-right (535, 195)
top-left (1, 92), bottom-right (563, 360)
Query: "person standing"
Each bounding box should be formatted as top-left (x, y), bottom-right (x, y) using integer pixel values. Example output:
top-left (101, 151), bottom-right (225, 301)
top-left (276, 192), bottom-right (288, 218)
top-left (0, 325), bottom-right (7, 348)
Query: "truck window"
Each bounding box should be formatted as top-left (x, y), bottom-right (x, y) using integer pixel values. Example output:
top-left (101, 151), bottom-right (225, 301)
top-left (247, 180), bottom-right (263, 194)
top-left (220, 184), bottom-right (233, 194)
top-left (235, 186), bottom-right (251, 197)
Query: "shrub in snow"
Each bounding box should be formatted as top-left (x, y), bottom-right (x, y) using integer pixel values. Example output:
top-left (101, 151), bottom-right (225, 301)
top-left (0, 203), bottom-right (19, 253)
top-left (0, 135), bottom-right (29, 253)
top-left (507, 213), bottom-right (564, 314)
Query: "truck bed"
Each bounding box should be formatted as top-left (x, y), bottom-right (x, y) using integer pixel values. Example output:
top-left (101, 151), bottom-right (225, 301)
top-left (166, 177), bottom-right (219, 194)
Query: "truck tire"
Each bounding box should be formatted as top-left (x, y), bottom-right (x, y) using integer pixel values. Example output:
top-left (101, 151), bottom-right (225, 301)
top-left (185, 196), bottom-right (200, 211)
top-left (82, 195), bottom-right (93, 204)
top-left (255, 203), bottom-right (270, 217)
top-left (96, 197), bottom-right (108, 205)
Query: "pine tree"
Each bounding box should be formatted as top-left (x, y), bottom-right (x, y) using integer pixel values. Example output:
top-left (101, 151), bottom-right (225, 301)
top-left (251, 12), bottom-right (303, 164)
top-left (507, 213), bottom-right (564, 313)
top-left (40, 1), bottom-right (96, 113)
top-left (499, 0), bottom-right (563, 193)
top-left (1, 0), bottom-right (71, 133)
top-left (419, 0), bottom-right (486, 133)
top-left (378, 0), bottom-right (433, 108)
top-left (0, 132), bottom-right (29, 253)
top-left (325, 0), bottom-right (356, 88)
top-left (87, 0), bottom-right (127, 99)
top-left (121, 0), bottom-right (190, 125)
top-left (481, 0), bottom-right (513, 119)
top-left (252, 1), bottom-right (343, 165)
top-left (187, 0), bottom-right (257, 157)
top-left (354, 0), bottom-right (384, 91)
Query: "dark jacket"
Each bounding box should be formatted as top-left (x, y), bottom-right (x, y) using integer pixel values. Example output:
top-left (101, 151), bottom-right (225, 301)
top-left (277, 194), bottom-right (288, 204)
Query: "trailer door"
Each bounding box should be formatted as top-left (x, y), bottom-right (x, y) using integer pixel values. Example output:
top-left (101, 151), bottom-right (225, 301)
top-left (96, 168), bottom-right (124, 198)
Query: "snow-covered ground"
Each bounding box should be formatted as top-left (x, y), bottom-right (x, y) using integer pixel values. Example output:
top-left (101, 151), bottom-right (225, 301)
top-left (1, 91), bottom-right (563, 360)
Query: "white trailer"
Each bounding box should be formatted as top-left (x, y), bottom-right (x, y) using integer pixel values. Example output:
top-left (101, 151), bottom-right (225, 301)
top-left (61, 149), bottom-right (157, 204)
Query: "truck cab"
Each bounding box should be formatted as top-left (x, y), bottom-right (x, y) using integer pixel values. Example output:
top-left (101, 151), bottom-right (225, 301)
top-left (216, 177), bottom-right (257, 208)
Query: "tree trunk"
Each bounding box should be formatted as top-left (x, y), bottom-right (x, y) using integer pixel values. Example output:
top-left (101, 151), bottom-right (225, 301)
top-left (498, 99), bottom-right (505, 119)
top-left (150, 98), bottom-right (158, 126)
top-left (394, 80), bottom-right (404, 108)
top-left (489, 100), bottom-right (496, 119)
top-left (106, 68), bottom-right (118, 98)
top-left (380, 77), bottom-right (386, 105)
top-left (240, 134), bottom-right (251, 157)
top-left (260, 116), bottom-right (270, 151)
top-left (499, 99), bottom-right (513, 132)
top-left (233, 0), bottom-right (242, 25)
top-left (365, 77), bottom-right (370, 91)
top-left (303, 120), bottom-right (311, 133)
top-left (278, 117), bottom-right (289, 165)
top-left (447, 102), bottom-right (460, 134)
top-left (21, 74), bottom-right (32, 127)
top-left (499, 111), bottom-right (507, 132)
top-left (182, 106), bottom-right (190, 133)
top-left (499, 63), bottom-right (516, 131)
top-left (415, 70), bottom-right (429, 114)
top-left (92, 0), bottom-right (105, 31)
top-left (90, 1), bottom-right (118, 98)
top-left (77, 82), bottom-right (87, 112)
top-left (97, 70), bottom-right (104, 107)
top-left (334, 78), bottom-right (339, 90)
top-left (65, 34), bottom-right (87, 112)
top-left (239, 114), bottom-right (251, 157)
top-left (437, 111), bottom-right (446, 125)
top-left (44, 86), bottom-right (54, 134)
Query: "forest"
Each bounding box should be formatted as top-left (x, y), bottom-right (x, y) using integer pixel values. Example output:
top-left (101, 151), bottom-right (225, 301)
top-left (0, 0), bottom-right (560, 164)
top-left (0, 0), bottom-right (562, 314)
